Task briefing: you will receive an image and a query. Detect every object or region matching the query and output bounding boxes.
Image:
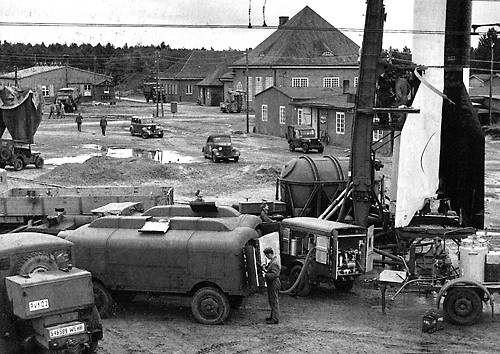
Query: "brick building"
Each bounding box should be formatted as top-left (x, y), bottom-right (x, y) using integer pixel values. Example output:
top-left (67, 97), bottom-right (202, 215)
top-left (229, 6), bottom-right (360, 112)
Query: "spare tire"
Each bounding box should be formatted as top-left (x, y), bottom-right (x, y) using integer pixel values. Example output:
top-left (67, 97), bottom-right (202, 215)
top-left (0, 147), bottom-right (12, 161)
top-left (13, 251), bottom-right (58, 275)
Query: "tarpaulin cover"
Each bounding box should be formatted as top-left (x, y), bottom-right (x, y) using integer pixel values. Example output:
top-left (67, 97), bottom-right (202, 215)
top-left (0, 86), bottom-right (43, 143)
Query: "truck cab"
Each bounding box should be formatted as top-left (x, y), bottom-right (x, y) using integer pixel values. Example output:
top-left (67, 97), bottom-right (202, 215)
top-left (55, 88), bottom-right (80, 113)
top-left (0, 232), bottom-right (102, 353)
top-left (60, 206), bottom-right (272, 325)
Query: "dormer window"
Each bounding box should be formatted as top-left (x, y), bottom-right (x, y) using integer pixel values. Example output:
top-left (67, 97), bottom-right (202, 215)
top-left (322, 51), bottom-right (334, 56)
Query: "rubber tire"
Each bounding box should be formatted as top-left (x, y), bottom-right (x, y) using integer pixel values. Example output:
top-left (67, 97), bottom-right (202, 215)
top-left (282, 264), bottom-right (311, 297)
top-left (0, 147), bottom-right (12, 161)
top-left (13, 252), bottom-right (59, 275)
top-left (333, 279), bottom-right (355, 293)
top-left (93, 282), bottom-right (115, 319)
top-left (234, 156), bottom-right (239, 162)
top-left (289, 142), bottom-right (295, 151)
top-left (318, 147), bottom-right (324, 154)
top-left (130, 127), bottom-right (135, 135)
top-left (12, 157), bottom-right (23, 171)
top-left (34, 156), bottom-right (44, 169)
top-left (212, 153), bottom-right (219, 163)
top-left (443, 287), bottom-right (483, 325)
top-left (141, 132), bottom-right (149, 139)
top-left (158, 132), bottom-right (164, 138)
top-left (301, 143), bottom-right (310, 154)
top-left (191, 287), bottom-right (230, 325)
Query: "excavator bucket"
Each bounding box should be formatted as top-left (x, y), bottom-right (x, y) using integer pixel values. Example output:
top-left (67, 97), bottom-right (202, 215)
top-left (0, 86), bottom-right (43, 144)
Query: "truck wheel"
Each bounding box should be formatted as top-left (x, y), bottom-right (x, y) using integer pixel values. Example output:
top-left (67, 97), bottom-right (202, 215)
top-left (318, 147), bottom-right (324, 154)
top-left (12, 157), bottom-right (23, 171)
top-left (233, 157), bottom-right (239, 162)
top-left (130, 127), bottom-right (134, 136)
top-left (301, 143), bottom-right (310, 154)
top-left (0, 147), bottom-right (11, 161)
top-left (289, 142), bottom-right (295, 151)
top-left (212, 154), bottom-right (219, 163)
top-left (34, 156), bottom-right (44, 169)
top-left (92, 282), bottom-right (114, 319)
top-left (282, 264), bottom-right (311, 297)
top-left (333, 279), bottom-right (355, 292)
top-left (443, 287), bottom-right (483, 325)
top-left (191, 287), bottom-right (230, 325)
top-left (158, 132), bottom-right (164, 138)
top-left (141, 132), bottom-right (149, 139)
top-left (13, 252), bottom-right (58, 275)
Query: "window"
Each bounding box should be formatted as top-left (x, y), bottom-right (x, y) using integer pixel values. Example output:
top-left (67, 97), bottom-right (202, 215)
top-left (186, 84), bottom-right (193, 95)
top-left (103, 87), bottom-right (110, 94)
top-left (83, 84), bottom-right (92, 97)
top-left (236, 81), bottom-right (243, 91)
top-left (297, 109), bottom-right (304, 125)
top-left (41, 85), bottom-right (49, 97)
top-left (292, 77), bottom-right (308, 88)
top-left (354, 77), bottom-right (359, 87)
top-left (373, 130), bottom-right (384, 141)
top-left (265, 77), bottom-right (273, 89)
top-left (255, 77), bottom-right (263, 93)
top-left (323, 77), bottom-right (340, 88)
top-left (262, 105), bottom-right (268, 122)
top-left (248, 77), bottom-right (253, 101)
top-left (335, 112), bottom-right (345, 134)
top-left (279, 106), bottom-right (286, 125)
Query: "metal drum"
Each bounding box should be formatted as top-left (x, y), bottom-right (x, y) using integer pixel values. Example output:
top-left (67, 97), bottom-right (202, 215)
top-left (277, 155), bottom-right (348, 217)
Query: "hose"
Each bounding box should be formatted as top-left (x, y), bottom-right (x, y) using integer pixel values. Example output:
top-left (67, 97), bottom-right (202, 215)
top-left (280, 247), bottom-right (316, 295)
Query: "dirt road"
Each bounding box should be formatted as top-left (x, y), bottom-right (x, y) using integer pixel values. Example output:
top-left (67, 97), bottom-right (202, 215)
top-left (9, 98), bottom-right (500, 353)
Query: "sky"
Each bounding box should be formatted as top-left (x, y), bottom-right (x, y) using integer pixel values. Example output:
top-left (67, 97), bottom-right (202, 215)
top-left (0, 0), bottom-right (499, 50)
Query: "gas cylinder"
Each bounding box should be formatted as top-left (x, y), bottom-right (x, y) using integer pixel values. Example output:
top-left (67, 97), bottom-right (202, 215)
top-left (459, 236), bottom-right (488, 282)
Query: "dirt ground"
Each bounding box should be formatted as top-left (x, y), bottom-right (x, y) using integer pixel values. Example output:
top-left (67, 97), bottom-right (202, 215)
top-left (10, 97), bottom-right (500, 353)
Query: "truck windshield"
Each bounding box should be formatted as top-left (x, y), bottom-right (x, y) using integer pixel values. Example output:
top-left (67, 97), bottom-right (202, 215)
top-left (213, 136), bottom-right (231, 143)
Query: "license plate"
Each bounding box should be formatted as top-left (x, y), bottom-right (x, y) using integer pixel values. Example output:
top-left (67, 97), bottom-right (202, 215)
top-left (49, 323), bottom-right (86, 339)
top-left (29, 299), bottom-right (49, 312)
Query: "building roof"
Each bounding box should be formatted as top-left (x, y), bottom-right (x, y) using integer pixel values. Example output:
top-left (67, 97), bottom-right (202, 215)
top-left (0, 65), bottom-right (113, 84)
top-left (231, 6), bottom-right (360, 67)
top-left (161, 50), bottom-right (244, 80)
top-left (256, 86), bottom-right (353, 109)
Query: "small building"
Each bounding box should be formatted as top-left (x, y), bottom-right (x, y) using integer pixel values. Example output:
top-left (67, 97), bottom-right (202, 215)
top-left (0, 65), bottom-right (114, 103)
top-left (159, 50), bottom-right (243, 104)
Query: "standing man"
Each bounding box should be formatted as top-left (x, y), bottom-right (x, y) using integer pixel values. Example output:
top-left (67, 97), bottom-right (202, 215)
top-left (48, 104), bottom-right (56, 119)
top-left (261, 247), bottom-right (281, 324)
top-left (100, 117), bottom-right (108, 136)
top-left (75, 113), bottom-right (83, 132)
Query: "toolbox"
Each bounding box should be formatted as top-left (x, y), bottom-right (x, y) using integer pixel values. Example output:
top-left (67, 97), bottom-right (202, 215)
top-left (422, 311), bottom-right (444, 333)
top-left (5, 268), bottom-right (94, 319)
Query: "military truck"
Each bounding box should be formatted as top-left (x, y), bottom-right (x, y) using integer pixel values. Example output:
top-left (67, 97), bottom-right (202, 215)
top-left (55, 88), bottom-right (80, 113)
top-left (143, 83), bottom-right (167, 103)
top-left (0, 232), bottom-right (103, 353)
top-left (59, 203), bottom-right (274, 325)
top-left (0, 86), bottom-right (44, 171)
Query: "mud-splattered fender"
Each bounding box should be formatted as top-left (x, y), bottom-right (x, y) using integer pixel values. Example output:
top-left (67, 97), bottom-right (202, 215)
top-left (436, 278), bottom-right (494, 316)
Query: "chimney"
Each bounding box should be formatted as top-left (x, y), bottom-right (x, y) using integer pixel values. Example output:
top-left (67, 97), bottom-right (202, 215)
top-left (279, 16), bottom-right (289, 27)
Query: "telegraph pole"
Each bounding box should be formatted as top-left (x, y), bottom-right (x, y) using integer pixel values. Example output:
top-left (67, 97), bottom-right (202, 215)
top-left (156, 51), bottom-right (160, 118)
top-left (245, 49), bottom-right (250, 133)
top-left (489, 41), bottom-right (494, 126)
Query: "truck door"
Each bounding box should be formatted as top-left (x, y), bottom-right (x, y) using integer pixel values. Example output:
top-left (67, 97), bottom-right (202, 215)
top-left (257, 231), bottom-right (280, 287)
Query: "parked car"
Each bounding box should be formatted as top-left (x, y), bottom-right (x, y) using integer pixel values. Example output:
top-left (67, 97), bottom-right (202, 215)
top-left (202, 134), bottom-right (240, 162)
top-left (287, 125), bottom-right (324, 153)
top-left (130, 117), bottom-right (164, 139)
top-left (59, 203), bottom-right (275, 325)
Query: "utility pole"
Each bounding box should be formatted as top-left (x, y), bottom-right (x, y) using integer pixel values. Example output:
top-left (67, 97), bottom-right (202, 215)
top-left (63, 54), bottom-right (69, 87)
top-left (245, 49), bottom-right (250, 133)
top-left (489, 40), bottom-right (494, 126)
top-left (93, 56), bottom-right (97, 101)
top-left (156, 51), bottom-right (160, 118)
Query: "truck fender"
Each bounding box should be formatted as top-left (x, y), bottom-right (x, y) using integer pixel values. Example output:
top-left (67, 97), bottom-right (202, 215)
top-left (436, 278), bottom-right (492, 310)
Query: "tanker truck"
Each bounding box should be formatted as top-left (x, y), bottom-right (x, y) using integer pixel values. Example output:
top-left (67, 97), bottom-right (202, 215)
top-left (0, 85), bottom-right (44, 171)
